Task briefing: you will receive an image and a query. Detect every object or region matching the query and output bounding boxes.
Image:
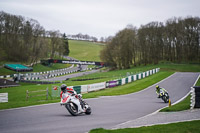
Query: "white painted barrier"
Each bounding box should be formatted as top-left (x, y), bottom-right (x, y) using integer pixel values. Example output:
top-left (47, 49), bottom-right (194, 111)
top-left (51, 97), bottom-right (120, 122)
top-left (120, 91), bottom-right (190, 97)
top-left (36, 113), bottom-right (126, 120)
top-left (87, 82), bottom-right (106, 92)
top-left (122, 78), bottom-right (126, 85)
top-left (81, 85), bottom-right (88, 93)
top-left (0, 93), bottom-right (8, 103)
top-left (128, 76), bottom-right (132, 83)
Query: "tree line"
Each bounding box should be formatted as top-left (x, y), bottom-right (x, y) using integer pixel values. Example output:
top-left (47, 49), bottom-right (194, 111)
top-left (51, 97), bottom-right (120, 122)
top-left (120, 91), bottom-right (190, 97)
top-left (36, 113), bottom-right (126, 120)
top-left (101, 17), bottom-right (200, 69)
top-left (0, 11), bottom-right (69, 65)
top-left (67, 33), bottom-right (98, 42)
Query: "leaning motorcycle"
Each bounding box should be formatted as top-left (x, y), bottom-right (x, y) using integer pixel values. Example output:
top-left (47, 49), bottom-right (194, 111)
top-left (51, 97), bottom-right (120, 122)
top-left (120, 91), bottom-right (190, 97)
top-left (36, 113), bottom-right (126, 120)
top-left (60, 92), bottom-right (91, 116)
top-left (159, 90), bottom-right (169, 103)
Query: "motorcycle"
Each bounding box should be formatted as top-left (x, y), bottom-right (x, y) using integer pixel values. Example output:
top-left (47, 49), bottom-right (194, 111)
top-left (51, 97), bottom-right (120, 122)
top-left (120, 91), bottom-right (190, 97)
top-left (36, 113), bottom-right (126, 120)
top-left (60, 92), bottom-right (91, 116)
top-left (159, 90), bottom-right (169, 103)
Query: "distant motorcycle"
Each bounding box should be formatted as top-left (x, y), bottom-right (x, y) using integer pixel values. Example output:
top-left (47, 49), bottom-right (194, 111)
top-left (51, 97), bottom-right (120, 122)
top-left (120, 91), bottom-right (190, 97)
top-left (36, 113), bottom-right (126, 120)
top-left (159, 90), bottom-right (169, 103)
top-left (60, 92), bottom-right (91, 116)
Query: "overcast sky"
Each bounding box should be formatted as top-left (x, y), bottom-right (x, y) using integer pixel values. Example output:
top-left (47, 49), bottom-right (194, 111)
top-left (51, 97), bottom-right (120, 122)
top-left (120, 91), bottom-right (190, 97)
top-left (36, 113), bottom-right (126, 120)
top-left (0, 0), bottom-right (199, 39)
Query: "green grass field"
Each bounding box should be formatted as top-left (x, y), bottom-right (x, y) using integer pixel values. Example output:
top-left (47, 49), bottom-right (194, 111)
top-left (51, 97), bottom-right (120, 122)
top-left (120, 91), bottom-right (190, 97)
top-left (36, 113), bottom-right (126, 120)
top-left (89, 120), bottom-right (200, 133)
top-left (68, 40), bottom-right (104, 61)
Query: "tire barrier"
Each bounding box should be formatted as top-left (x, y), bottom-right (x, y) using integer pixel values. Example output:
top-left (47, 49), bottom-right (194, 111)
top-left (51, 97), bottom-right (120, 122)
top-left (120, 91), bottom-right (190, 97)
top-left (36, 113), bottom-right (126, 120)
top-left (190, 86), bottom-right (200, 109)
top-left (51, 68), bottom-right (160, 97)
top-left (0, 65), bottom-right (75, 80)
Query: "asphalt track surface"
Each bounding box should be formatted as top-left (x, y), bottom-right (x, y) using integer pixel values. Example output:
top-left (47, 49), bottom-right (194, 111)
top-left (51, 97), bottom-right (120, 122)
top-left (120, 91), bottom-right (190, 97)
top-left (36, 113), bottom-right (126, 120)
top-left (0, 72), bottom-right (199, 133)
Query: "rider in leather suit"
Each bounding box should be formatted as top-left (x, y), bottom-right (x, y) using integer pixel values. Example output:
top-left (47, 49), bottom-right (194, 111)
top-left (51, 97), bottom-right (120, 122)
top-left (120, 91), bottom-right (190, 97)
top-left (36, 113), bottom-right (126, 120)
top-left (156, 85), bottom-right (168, 98)
top-left (60, 84), bottom-right (85, 113)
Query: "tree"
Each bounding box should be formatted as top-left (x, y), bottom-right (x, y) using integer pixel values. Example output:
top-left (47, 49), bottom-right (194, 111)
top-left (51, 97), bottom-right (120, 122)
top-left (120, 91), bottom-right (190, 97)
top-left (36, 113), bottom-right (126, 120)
top-left (48, 30), bottom-right (61, 58)
top-left (100, 27), bottom-right (137, 69)
top-left (63, 33), bottom-right (70, 56)
top-left (0, 11), bottom-right (70, 64)
top-left (100, 37), bottom-right (104, 42)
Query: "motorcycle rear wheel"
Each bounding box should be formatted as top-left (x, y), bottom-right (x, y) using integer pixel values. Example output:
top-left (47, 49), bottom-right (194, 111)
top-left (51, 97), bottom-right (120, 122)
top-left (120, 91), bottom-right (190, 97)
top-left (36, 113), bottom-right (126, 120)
top-left (65, 103), bottom-right (78, 116)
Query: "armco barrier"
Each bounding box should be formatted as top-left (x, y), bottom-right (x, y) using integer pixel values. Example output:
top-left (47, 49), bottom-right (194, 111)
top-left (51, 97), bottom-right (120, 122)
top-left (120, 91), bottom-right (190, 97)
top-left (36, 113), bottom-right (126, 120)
top-left (51, 68), bottom-right (160, 97)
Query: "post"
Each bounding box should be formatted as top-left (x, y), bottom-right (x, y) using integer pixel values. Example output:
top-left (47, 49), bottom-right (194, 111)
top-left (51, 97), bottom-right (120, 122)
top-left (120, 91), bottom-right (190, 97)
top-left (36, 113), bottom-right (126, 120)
top-left (46, 87), bottom-right (48, 100)
top-left (168, 99), bottom-right (171, 107)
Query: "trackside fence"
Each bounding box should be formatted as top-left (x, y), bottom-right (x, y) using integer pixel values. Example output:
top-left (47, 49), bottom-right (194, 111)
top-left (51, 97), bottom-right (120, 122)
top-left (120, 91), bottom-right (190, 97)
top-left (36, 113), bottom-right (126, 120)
top-left (51, 68), bottom-right (160, 98)
top-left (26, 88), bottom-right (49, 101)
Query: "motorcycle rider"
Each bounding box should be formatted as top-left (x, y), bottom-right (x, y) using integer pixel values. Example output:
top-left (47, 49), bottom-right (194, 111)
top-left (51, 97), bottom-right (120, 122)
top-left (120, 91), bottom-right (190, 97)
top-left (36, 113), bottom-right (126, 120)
top-left (60, 84), bottom-right (85, 113)
top-left (156, 85), bottom-right (168, 98)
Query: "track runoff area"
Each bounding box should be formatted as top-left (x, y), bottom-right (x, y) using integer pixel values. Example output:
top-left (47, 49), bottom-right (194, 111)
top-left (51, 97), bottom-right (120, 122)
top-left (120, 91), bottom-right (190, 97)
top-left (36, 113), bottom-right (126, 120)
top-left (0, 72), bottom-right (199, 133)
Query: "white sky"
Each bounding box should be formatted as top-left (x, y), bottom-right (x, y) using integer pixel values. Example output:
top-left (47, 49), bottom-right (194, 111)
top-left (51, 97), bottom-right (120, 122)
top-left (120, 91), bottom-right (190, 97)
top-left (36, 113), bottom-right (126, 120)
top-left (0, 0), bottom-right (199, 39)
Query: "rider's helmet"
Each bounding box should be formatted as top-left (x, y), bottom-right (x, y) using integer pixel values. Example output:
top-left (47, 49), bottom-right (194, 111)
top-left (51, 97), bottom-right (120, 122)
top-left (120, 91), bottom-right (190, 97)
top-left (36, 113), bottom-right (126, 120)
top-left (156, 85), bottom-right (160, 91)
top-left (61, 84), bottom-right (67, 93)
top-left (67, 87), bottom-right (75, 94)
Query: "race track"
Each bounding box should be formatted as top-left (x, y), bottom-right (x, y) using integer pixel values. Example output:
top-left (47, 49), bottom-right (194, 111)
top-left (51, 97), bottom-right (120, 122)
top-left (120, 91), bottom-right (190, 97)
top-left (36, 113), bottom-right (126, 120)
top-left (0, 72), bottom-right (199, 133)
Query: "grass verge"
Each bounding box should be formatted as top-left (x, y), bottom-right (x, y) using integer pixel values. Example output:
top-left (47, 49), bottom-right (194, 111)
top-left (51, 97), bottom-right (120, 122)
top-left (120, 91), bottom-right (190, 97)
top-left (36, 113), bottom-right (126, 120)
top-left (89, 120), bottom-right (200, 133)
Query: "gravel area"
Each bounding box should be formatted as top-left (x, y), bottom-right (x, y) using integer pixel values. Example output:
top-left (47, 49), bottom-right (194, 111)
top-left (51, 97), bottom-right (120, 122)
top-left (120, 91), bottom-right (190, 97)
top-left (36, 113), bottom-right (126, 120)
top-left (111, 109), bottom-right (200, 129)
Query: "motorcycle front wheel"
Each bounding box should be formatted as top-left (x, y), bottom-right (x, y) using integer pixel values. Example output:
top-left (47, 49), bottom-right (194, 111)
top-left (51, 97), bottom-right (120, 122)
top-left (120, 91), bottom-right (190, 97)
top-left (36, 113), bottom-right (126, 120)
top-left (65, 103), bottom-right (78, 116)
top-left (163, 96), bottom-right (169, 103)
top-left (85, 107), bottom-right (91, 115)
